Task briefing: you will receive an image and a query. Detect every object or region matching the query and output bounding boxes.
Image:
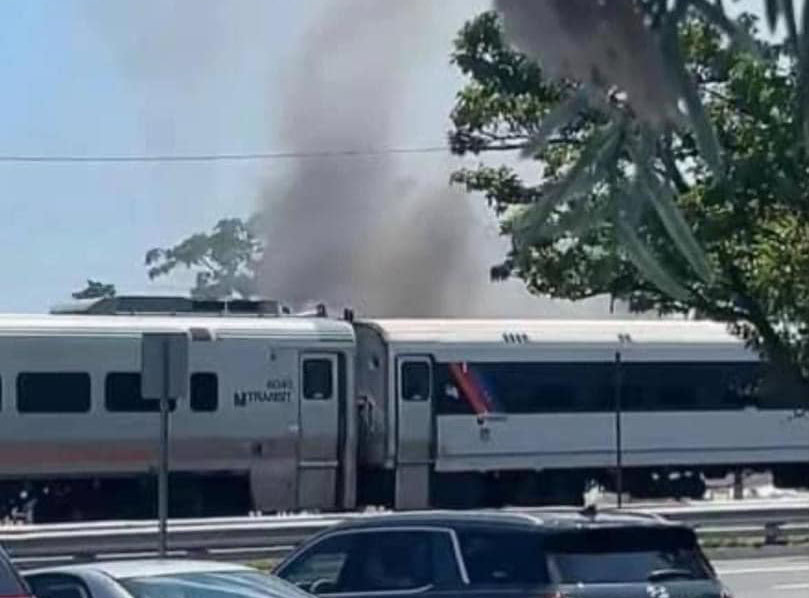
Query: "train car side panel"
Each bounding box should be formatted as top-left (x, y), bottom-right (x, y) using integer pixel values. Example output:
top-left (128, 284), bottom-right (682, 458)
top-left (353, 324), bottom-right (390, 467)
top-left (0, 314), bottom-right (357, 520)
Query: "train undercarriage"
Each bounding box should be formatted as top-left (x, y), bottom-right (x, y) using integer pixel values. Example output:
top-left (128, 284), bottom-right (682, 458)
top-left (360, 462), bottom-right (809, 512)
top-left (2, 463), bottom-right (807, 523)
top-left (0, 473), bottom-right (251, 523)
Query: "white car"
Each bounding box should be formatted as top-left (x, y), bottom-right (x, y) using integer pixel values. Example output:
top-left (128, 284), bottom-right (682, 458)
top-left (23, 559), bottom-right (312, 598)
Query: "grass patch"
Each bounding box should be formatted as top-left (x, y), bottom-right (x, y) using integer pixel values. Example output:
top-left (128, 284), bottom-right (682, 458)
top-left (700, 535), bottom-right (809, 549)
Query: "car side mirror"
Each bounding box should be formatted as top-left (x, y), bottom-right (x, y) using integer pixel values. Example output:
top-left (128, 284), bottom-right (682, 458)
top-left (309, 579), bottom-right (338, 594)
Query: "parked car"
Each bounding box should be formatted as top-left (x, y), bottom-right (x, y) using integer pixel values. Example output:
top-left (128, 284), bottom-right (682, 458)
top-left (24, 559), bottom-right (312, 598)
top-left (275, 509), bottom-right (734, 598)
top-left (0, 545), bottom-right (32, 598)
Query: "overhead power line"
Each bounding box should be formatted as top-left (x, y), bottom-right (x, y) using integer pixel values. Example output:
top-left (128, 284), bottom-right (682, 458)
top-left (0, 145), bottom-right (451, 164)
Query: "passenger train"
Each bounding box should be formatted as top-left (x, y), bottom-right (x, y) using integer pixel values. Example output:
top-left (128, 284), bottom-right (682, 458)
top-left (0, 296), bottom-right (806, 521)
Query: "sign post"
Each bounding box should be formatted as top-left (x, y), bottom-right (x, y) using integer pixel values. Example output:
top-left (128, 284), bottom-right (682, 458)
top-left (141, 332), bottom-right (189, 558)
top-left (614, 350), bottom-right (623, 508)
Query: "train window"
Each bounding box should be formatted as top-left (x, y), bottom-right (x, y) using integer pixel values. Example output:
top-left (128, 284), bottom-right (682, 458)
top-left (741, 362), bottom-right (806, 409)
top-left (190, 373), bottom-right (218, 412)
top-left (303, 359), bottom-right (333, 400)
top-left (105, 372), bottom-right (176, 413)
top-left (620, 385), bottom-right (646, 410)
top-left (402, 361), bottom-right (430, 401)
top-left (538, 384), bottom-right (577, 411)
top-left (623, 364), bottom-right (699, 411)
top-left (437, 362), bottom-right (589, 414)
top-left (722, 365), bottom-right (758, 408)
top-left (658, 384), bottom-right (698, 409)
top-left (621, 362), bottom-right (763, 411)
top-left (592, 383), bottom-right (645, 411)
top-left (17, 373), bottom-right (91, 413)
top-left (434, 360), bottom-right (769, 415)
top-left (498, 382), bottom-right (578, 412)
top-left (436, 380), bottom-right (472, 414)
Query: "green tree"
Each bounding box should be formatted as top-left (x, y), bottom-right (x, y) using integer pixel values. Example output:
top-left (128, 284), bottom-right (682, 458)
top-left (72, 279), bottom-right (116, 300)
top-left (145, 216), bottom-right (263, 300)
top-left (449, 12), bottom-right (809, 401)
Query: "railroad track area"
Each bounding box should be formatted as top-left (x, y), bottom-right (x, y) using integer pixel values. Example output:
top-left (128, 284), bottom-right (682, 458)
top-left (2, 499), bottom-right (807, 569)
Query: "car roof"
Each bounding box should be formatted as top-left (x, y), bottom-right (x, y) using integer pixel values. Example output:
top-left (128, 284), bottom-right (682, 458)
top-left (329, 508), bottom-right (683, 533)
top-left (23, 559), bottom-right (254, 580)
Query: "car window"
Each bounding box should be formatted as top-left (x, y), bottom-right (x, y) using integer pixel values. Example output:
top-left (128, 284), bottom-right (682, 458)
top-left (281, 534), bottom-right (353, 592)
top-left (339, 532), bottom-right (434, 592)
top-left (24, 574), bottom-right (89, 598)
top-left (120, 571), bottom-right (311, 598)
top-left (457, 530), bottom-right (549, 587)
top-left (544, 527), bottom-right (714, 584)
top-left (280, 530), bottom-right (459, 594)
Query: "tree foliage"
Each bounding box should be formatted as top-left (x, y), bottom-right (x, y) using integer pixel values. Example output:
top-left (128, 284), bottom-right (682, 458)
top-left (72, 280), bottom-right (116, 300)
top-left (450, 11), bottom-right (809, 400)
top-left (145, 217), bottom-right (263, 300)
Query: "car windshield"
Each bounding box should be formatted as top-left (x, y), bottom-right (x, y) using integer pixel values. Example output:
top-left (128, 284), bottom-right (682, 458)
top-left (544, 527), bottom-right (713, 585)
top-left (119, 571), bottom-right (312, 598)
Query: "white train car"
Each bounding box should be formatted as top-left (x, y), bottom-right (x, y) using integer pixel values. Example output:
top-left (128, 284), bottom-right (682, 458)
top-left (0, 300), bottom-right (356, 521)
top-left (1, 297), bottom-right (807, 520)
top-left (354, 319), bottom-right (809, 509)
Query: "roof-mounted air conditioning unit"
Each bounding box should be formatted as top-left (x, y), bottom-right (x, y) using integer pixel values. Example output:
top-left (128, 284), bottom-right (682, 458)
top-left (49, 295), bottom-right (282, 317)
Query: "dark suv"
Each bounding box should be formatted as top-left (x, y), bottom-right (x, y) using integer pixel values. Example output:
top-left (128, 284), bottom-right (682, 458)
top-left (275, 509), bottom-right (732, 598)
top-left (0, 546), bottom-right (31, 598)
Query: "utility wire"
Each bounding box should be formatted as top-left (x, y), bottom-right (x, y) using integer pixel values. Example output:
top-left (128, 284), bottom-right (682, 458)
top-left (0, 145), bottom-right (451, 164)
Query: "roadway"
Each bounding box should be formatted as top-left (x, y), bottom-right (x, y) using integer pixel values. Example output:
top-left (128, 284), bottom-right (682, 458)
top-left (715, 556), bottom-right (809, 598)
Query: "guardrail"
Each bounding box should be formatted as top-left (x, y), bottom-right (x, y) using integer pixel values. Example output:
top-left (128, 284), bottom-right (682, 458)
top-left (2, 499), bottom-right (807, 569)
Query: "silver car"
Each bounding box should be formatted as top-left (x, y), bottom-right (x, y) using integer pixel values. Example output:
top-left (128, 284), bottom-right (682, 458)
top-left (23, 559), bottom-right (312, 598)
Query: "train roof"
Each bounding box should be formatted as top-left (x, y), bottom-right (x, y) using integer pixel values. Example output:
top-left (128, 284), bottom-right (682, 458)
top-left (0, 313), bottom-right (355, 343)
top-left (357, 318), bottom-right (747, 348)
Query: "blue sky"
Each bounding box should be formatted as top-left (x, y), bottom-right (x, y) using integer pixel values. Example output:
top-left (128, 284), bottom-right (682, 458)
top-left (0, 0), bottom-right (765, 313)
top-left (0, 0), bottom-right (492, 312)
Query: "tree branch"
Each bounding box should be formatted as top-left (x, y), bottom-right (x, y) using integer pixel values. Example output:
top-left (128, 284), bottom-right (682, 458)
top-left (724, 264), bottom-right (798, 368)
top-left (701, 86), bottom-right (760, 121)
top-left (200, 256), bottom-right (218, 273)
top-left (659, 133), bottom-right (690, 193)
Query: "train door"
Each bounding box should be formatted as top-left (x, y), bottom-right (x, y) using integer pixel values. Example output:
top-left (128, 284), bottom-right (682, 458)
top-left (298, 353), bottom-right (341, 509)
top-left (394, 355), bottom-right (433, 509)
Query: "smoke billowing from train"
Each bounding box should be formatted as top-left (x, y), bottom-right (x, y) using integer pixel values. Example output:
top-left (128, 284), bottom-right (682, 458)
top-left (87, 0), bottom-right (618, 318)
top-left (257, 0), bottom-right (617, 318)
top-left (259, 0), bottom-right (474, 316)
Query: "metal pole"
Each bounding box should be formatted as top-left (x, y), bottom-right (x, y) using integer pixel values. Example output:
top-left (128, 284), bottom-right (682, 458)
top-left (733, 469), bottom-right (744, 500)
top-left (158, 338), bottom-right (169, 558)
top-left (614, 351), bottom-right (623, 508)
